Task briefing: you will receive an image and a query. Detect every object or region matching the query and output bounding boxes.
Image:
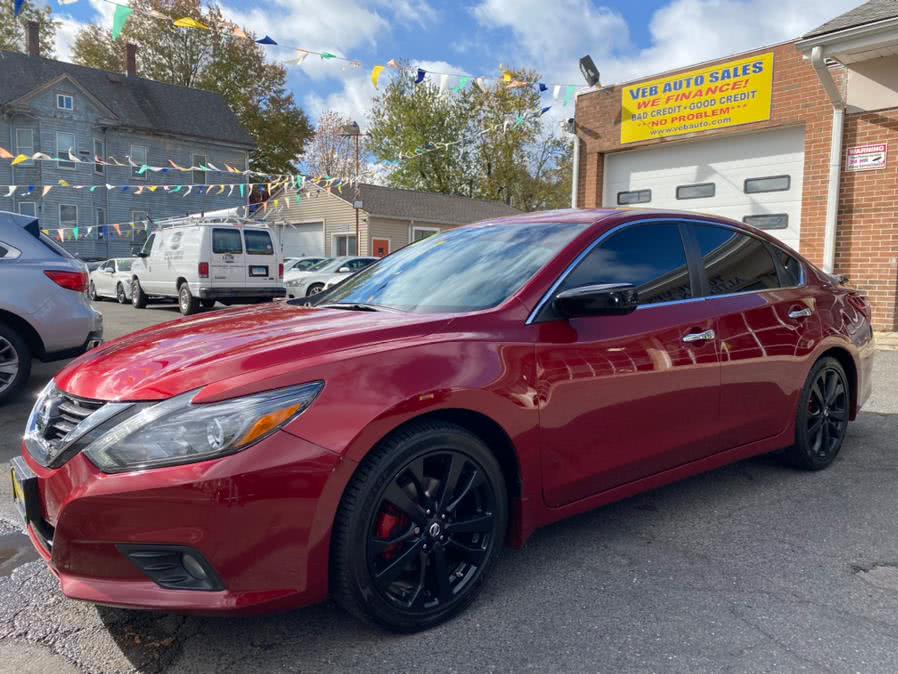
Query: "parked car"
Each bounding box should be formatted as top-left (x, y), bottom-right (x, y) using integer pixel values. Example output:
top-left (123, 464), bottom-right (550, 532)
top-left (285, 256), bottom-right (377, 298)
top-left (129, 221), bottom-right (286, 315)
top-left (284, 256), bottom-right (327, 274)
top-left (283, 256), bottom-right (333, 285)
top-left (0, 211), bottom-right (102, 402)
top-left (13, 209), bottom-right (873, 631)
top-left (88, 258), bottom-right (135, 304)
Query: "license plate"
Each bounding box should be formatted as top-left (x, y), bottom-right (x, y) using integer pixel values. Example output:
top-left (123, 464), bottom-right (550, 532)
top-left (10, 466), bottom-right (27, 525)
top-left (9, 457), bottom-right (38, 526)
top-left (249, 265), bottom-right (269, 277)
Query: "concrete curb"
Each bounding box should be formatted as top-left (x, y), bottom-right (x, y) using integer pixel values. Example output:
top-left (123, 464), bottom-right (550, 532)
top-left (874, 332), bottom-right (898, 351)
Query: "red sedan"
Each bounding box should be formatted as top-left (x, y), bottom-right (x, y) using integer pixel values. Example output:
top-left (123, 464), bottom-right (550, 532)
top-left (13, 209), bottom-right (874, 631)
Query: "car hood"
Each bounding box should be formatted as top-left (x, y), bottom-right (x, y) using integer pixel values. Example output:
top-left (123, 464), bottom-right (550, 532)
top-left (55, 303), bottom-right (448, 402)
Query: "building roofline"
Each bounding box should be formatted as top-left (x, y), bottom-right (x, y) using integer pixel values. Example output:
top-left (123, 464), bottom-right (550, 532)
top-left (796, 15), bottom-right (898, 52)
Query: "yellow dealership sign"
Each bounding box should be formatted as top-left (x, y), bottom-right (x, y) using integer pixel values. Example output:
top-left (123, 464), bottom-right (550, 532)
top-left (621, 52), bottom-right (774, 144)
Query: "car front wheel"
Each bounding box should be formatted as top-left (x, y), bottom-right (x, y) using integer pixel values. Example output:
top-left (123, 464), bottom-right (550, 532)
top-left (88, 281), bottom-right (98, 301)
top-left (783, 357), bottom-right (850, 470)
top-left (116, 283), bottom-right (127, 304)
top-left (0, 323), bottom-right (31, 403)
top-left (331, 421), bottom-right (507, 632)
top-left (306, 283), bottom-right (325, 296)
top-left (178, 283), bottom-right (200, 316)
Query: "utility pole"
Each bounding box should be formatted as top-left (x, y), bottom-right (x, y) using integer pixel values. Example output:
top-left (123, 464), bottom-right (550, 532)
top-left (341, 121), bottom-right (362, 254)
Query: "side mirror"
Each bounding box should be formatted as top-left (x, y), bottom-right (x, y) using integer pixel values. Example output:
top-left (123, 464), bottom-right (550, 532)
top-left (337, 266), bottom-right (351, 273)
top-left (554, 283), bottom-right (638, 318)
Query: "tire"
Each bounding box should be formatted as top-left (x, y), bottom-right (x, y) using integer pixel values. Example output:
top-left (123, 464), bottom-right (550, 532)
top-left (331, 421), bottom-right (508, 632)
top-left (782, 357), bottom-right (850, 470)
top-left (131, 279), bottom-right (147, 309)
top-left (88, 281), bottom-right (99, 301)
top-left (0, 322), bottom-right (32, 404)
top-left (116, 283), bottom-right (127, 304)
top-left (201, 299), bottom-right (216, 309)
top-left (178, 283), bottom-right (200, 316)
top-left (306, 283), bottom-right (325, 297)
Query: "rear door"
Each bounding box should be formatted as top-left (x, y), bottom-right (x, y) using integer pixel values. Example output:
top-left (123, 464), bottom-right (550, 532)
top-left (687, 222), bottom-right (822, 449)
top-left (243, 228), bottom-right (279, 289)
top-left (97, 260), bottom-right (115, 295)
top-left (210, 227), bottom-right (245, 288)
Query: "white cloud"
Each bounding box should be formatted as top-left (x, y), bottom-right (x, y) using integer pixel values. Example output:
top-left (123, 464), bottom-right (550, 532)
top-left (54, 0), bottom-right (117, 63)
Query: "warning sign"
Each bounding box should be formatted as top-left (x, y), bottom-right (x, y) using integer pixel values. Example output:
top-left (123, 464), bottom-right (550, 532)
top-left (846, 143), bottom-right (887, 171)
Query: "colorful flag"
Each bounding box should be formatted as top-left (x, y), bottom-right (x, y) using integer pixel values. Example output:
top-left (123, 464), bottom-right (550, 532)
top-left (173, 17), bottom-right (210, 30)
top-left (112, 5), bottom-right (133, 40)
top-left (371, 65), bottom-right (385, 89)
top-left (256, 35), bottom-right (277, 45)
top-left (415, 68), bottom-right (426, 84)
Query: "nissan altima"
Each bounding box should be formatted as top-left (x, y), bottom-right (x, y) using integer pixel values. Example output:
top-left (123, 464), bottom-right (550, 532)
top-left (13, 209), bottom-right (874, 632)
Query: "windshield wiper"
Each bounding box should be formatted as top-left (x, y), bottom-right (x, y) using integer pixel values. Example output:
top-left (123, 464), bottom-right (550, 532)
top-left (318, 302), bottom-right (384, 312)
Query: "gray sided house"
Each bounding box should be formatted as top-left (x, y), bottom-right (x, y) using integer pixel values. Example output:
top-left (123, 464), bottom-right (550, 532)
top-left (261, 183), bottom-right (521, 258)
top-left (0, 48), bottom-right (255, 259)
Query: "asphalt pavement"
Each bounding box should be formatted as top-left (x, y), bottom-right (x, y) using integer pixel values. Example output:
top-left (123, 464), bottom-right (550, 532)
top-left (0, 301), bottom-right (897, 673)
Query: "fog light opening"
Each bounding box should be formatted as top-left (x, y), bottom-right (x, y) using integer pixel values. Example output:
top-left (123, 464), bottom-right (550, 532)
top-left (182, 552), bottom-right (208, 580)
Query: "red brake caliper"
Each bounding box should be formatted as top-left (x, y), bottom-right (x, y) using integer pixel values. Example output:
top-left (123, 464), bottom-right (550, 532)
top-left (376, 505), bottom-right (409, 561)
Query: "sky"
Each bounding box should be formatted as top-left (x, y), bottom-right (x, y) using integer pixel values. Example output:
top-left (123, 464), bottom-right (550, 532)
top-left (48, 0), bottom-right (862, 130)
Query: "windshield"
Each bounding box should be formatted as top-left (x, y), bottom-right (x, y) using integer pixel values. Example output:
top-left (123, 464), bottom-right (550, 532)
top-left (318, 222), bottom-right (587, 313)
top-left (117, 259), bottom-right (132, 271)
top-left (307, 258), bottom-right (336, 272)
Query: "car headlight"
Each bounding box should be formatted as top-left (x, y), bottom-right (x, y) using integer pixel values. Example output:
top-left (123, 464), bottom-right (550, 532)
top-left (83, 382), bottom-right (323, 473)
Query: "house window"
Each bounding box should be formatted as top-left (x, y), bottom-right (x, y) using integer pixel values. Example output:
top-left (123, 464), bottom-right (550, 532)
top-left (59, 204), bottom-right (78, 227)
top-left (676, 183), bottom-right (715, 200)
top-left (616, 189), bottom-right (651, 205)
top-left (742, 214), bottom-right (789, 230)
top-left (56, 131), bottom-right (76, 170)
top-left (18, 202), bottom-right (36, 217)
top-left (96, 208), bottom-right (105, 226)
top-left (192, 153), bottom-right (207, 185)
top-left (15, 129), bottom-right (34, 167)
top-left (94, 138), bottom-right (105, 175)
top-left (411, 226), bottom-right (439, 242)
top-left (130, 145), bottom-right (147, 179)
top-left (333, 234), bottom-right (357, 256)
top-left (56, 94), bottom-right (74, 111)
top-left (131, 210), bottom-right (148, 227)
top-left (744, 175), bottom-right (791, 194)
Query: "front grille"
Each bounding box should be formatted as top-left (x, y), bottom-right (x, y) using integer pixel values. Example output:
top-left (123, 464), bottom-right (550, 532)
top-left (41, 394), bottom-right (105, 444)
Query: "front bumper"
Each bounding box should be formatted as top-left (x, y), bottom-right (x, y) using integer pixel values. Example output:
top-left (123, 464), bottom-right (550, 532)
top-left (17, 429), bottom-right (346, 615)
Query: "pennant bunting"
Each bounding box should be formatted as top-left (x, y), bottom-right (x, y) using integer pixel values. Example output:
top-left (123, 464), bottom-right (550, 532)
top-left (453, 76), bottom-right (470, 93)
top-left (57, 0), bottom-right (80, 4)
top-left (87, 227), bottom-right (93, 236)
top-left (553, 85), bottom-right (561, 100)
top-left (415, 68), bottom-right (426, 84)
top-left (438, 74), bottom-right (449, 94)
top-left (320, 52), bottom-right (336, 60)
top-left (540, 106), bottom-right (552, 116)
top-left (173, 17), bottom-right (210, 30)
top-left (67, 150), bottom-right (81, 163)
top-left (114, 224), bottom-right (122, 236)
top-left (0, 148), bottom-right (13, 160)
top-left (293, 50), bottom-right (309, 66)
top-left (42, 186), bottom-right (52, 197)
top-left (386, 59), bottom-right (399, 69)
top-left (371, 65), bottom-right (385, 89)
top-left (73, 227), bottom-right (79, 240)
top-left (11, 154), bottom-right (28, 166)
top-left (256, 36), bottom-right (277, 45)
top-left (502, 71), bottom-right (513, 83)
top-left (563, 85), bottom-right (575, 106)
top-left (232, 27), bottom-right (248, 39)
top-left (112, 5), bottom-right (133, 40)
top-left (58, 179), bottom-right (71, 187)
top-left (3, 186), bottom-right (15, 197)
top-left (14, 0), bottom-right (24, 16)
top-left (57, 229), bottom-right (64, 242)
top-left (539, 83), bottom-right (548, 92)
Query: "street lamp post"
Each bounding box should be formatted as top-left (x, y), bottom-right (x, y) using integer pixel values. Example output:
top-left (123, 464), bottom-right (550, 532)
top-left (341, 121), bottom-right (362, 255)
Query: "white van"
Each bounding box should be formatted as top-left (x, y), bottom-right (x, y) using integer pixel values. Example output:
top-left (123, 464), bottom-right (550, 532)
top-left (129, 221), bottom-right (285, 315)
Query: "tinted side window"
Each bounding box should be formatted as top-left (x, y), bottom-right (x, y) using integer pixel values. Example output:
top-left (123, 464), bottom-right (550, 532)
top-left (141, 233), bottom-right (156, 256)
top-left (693, 225), bottom-right (780, 295)
top-left (244, 230), bottom-right (274, 255)
top-left (213, 229), bottom-right (243, 254)
top-left (561, 223), bottom-right (692, 306)
top-left (774, 248), bottom-right (803, 286)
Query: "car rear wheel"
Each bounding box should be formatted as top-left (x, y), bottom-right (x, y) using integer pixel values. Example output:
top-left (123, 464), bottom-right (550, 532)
top-left (178, 283), bottom-right (200, 316)
top-left (0, 324), bottom-right (31, 403)
top-left (116, 283), bottom-right (127, 304)
top-left (783, 357), bottom-right (850, 470)
top-left (88, 281), bottom-right (99, 301)
top-left (306, 283), bottom-right (325, 296)
top-left (131, 279), bottom-right (147, 309)
top-left (331, 421), bottom-right (507, 632)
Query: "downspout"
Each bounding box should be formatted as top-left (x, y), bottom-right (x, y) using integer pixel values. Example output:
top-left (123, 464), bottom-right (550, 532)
top-left (570, 131), bottom-right (580, 209)
top-left (810, 46), bottom-right (845, 274)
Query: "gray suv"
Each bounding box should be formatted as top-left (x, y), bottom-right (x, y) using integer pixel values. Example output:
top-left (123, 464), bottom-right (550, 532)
top-left (0, 212), bottom-right (103, 402)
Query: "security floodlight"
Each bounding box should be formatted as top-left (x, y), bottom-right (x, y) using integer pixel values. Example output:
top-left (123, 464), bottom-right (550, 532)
top-left (561, 118), bottom-right (576, 135)
top-left (579, 55), bottom-right (600, 88)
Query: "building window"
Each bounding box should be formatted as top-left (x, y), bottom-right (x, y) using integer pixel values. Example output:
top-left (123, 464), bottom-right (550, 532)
top-left (411, 226), bottom-right (439, 242)
top-left (676, 183), bottom-right (715, 200)
top-left (59, 204), bottom-right (78, 228)
top-left (96, 208), bottom-right (105, 226)
top-left (56, 94), bottom-right (74, 111)
top-left (742, 214), bottom-right (789, 230)
top-left (131, 210), bottom-right (148, 227)
top-left (94, 138), bottom-right (105, 175)
top-left (744, 175), bottom-right (791, 193)
top-left (15, 128), bottom-right (34, 167)
top-left (18, 202), bottom-right (36, 217)
top-left (333, 234), bottom-right (358, 256)
top-left (130, 145), bottom-right (147, 179)
top-left (192, 154), bottom-right (207, 185)
top-left (616, 189), bottom-right (651, 205)
top-left (56, 131), bottom-right (76, 170)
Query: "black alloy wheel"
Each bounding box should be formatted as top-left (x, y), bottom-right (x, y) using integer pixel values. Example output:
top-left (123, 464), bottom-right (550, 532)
top-left (785, 357), bottom-right (850, 470)
top-left (332, 421), bottom-right (507, 632)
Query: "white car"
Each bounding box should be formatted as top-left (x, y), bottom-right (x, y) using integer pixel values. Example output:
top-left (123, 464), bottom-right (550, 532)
top-left (285, 256), bottom-right (328, 275)
top-left (285, 256), bottom-right (377, 298)
top-left (88, 258), bottom-right (135, 304)
top-left (130, 221), bottom-right (285, 315)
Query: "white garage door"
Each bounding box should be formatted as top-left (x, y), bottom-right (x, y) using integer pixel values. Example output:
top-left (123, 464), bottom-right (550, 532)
top-left (280, 222), bottom-right (324, 257)
top-left (603, 127), bottom-right (805, 250)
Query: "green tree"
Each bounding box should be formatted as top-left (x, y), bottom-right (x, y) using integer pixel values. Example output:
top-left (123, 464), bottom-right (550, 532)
top-left (71, 0), bottom-right (311, 174)
top-left (0, 1), bottom-right (57, 57)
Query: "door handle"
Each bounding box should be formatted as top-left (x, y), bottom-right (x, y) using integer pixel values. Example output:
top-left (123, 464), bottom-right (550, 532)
top-left (682, 329), bottom-right (716, 343)
top-left (788, 307), bottom-right (813, 319)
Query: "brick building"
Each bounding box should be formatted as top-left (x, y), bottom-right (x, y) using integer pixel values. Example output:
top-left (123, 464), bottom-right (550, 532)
top-left (573, 0), bottom-right (898, 330)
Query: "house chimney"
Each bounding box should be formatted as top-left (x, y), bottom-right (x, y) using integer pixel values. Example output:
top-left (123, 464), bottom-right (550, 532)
top-left (26, 21), bottom-right (40, 58)
top-left (126, 43), bottom-right (137, 77)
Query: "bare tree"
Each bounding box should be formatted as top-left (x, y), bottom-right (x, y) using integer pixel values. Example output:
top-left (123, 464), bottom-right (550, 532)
top-left (300, 111), bottom-right (368, 179)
